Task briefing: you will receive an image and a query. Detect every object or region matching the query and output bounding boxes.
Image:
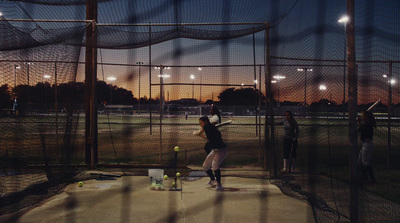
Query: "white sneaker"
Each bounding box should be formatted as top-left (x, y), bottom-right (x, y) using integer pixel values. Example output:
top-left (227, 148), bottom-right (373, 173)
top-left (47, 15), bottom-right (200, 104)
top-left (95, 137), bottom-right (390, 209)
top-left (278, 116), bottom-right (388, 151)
top-left (216, 184), bottom-right (224, 191)
top-left (206, 180), bottom-right (217, 186)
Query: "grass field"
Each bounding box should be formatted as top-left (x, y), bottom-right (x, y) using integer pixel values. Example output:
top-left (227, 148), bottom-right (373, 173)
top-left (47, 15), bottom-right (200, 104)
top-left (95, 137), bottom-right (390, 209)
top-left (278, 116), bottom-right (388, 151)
top-left (1, 113), bottom-right (400, 204)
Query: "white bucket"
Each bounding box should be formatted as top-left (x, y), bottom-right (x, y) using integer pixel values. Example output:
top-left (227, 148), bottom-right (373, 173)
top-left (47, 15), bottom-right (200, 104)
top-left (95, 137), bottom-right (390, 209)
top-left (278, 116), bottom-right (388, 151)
top-left (148, 169), bottom-right (164, 184)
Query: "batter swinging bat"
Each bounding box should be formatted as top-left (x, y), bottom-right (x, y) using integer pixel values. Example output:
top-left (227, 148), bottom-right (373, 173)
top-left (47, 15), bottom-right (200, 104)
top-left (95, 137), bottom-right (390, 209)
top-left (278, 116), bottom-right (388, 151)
top-left (367, 99), bottom-right (381, 111)
top-left (215, 120), bottom-right (232, 127)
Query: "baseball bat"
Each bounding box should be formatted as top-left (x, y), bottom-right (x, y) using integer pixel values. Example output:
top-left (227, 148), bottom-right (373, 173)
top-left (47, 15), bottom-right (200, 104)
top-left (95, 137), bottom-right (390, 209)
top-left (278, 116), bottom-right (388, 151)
top-left (215, 120), bottom-right (232, 127)
top-left (367, 99), bottom-right (381, 111)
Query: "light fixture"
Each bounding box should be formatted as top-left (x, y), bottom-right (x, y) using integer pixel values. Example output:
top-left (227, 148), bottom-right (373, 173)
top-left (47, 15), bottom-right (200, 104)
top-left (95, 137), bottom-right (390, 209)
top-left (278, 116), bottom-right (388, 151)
top-left (338, 15), bottom-right (349, 23)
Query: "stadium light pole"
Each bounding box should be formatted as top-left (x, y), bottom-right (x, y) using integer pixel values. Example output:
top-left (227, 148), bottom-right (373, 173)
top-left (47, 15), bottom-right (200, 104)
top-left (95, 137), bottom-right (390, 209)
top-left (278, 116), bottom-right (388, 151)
top-left (319, 84), bottom-right (327, 114)
top-left (24, 62), bottom-right (33, 85)
top-left (339, 15), bottom-right (349, 118)
top-left (157, 66), bottom-right (170, 115)
top-left (271, 80), bottom-right (277, 107)
top-left (14, 65), bottom-right (21, 88)
top-left (383, 73), bottom-right (396, 112)
top-left (190, 74), bottom-right (195, 99)
top-left (297, 68), bottom-right (312, 116)
top-left (384, 68), bottom-right (396, 168)
top-left (107, 76), bottom-right (117, 105)
top-left (43, 75), bottom-right (51, 112)
top-left (198, 67), bottom-right (202, 103)
top-left (136, 61), bottom-right (143, 110)
top-left (273, 75), bottom-right (286, 106)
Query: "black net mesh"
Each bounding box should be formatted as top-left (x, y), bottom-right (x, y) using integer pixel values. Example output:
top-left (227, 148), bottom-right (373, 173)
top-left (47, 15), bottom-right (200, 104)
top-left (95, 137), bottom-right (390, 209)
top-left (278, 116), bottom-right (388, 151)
top-left (0, 0), bottom-right (400, 222)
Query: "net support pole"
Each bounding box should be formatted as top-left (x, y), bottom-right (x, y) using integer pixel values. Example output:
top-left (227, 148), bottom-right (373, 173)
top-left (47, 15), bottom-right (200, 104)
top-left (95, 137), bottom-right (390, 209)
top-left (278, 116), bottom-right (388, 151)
top-left (85, 0), bottom-right (98, 167)
top-left (258, 65), bottom-right (262, 165)
top-left (264, 22), bottom-right (276, 177)
top-left (159, 66), bottom-right (164, 163)
top-left (347, 0), bottom-right (359, 222)
top-left (387, 60), bottom-right (392, 168)
top-left (253, 30), bottom-right (258, 137)
top-left (149, 24), bottom-right (152, 135)
top-left (55, 62), bottom-right (59, 163)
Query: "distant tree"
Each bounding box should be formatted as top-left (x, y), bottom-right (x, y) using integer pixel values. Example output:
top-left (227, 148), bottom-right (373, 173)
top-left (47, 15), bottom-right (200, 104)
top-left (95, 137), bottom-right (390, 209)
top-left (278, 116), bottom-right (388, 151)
top-left (97, 81), bottom-right (110, 104)
top-left (113, 87), bottom-right (136, 105)
top-left (0, 84), bottom-right (12, 109)
top-left (218, 87), bottom-right (264, 106)
top-left (9, 81), bottom-right (162, 113)
top-left (139, 96), bottom-right (149, 104)
top-left (310, 99), bottom-right (331, 108)
top-left (204, 99), bottom-right (214, 105)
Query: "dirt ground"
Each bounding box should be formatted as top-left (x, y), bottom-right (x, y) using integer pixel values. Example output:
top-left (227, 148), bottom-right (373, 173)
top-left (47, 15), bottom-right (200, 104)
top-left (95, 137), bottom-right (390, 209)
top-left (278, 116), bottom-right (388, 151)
top-left (0, 173), bottom-right (315, 223)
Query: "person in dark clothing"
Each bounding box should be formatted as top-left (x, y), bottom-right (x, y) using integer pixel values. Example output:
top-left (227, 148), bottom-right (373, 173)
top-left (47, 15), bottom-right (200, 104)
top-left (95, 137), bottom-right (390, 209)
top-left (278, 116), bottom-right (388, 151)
top-left (203, 105), bottom-right (222, 154)
top-left (193, 116), bottom-right (227, 191)
top-left (357, 110), bottom-right (377, 183)
top-left (277, 111), bottom-right (299, 173)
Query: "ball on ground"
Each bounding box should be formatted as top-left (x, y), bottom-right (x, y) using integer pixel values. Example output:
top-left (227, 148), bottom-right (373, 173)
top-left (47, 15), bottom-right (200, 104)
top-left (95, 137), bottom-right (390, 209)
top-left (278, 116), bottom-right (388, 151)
top-left (78, 181), bottom-right (83, 187)
top-left (163, 175), bottom-right (168, 180)
top-left (174, 146), bottom-right (180, 152)
top-left (176, 172), bottom-right (181, 177)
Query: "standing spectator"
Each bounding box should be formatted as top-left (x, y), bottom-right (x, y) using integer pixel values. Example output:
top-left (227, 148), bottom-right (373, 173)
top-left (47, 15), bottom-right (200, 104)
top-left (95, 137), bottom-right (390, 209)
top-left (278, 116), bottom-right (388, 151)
top-left (12, 96), bottom-right (18, 116)
top-left (278, 111), bottom-right (299, 173)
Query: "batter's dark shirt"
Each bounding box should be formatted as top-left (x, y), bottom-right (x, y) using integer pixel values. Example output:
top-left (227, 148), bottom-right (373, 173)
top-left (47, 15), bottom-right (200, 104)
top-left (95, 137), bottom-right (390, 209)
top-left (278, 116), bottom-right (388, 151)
top-left (358, 121), bottom-right (374, 141)
top-left (203, 123), bottom-right (226, 149)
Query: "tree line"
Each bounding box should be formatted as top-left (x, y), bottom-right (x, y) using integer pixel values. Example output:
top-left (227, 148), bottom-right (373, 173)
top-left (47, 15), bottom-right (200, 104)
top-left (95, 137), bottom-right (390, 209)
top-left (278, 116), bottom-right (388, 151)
top-left (4, 81), bottom-right (374, 115)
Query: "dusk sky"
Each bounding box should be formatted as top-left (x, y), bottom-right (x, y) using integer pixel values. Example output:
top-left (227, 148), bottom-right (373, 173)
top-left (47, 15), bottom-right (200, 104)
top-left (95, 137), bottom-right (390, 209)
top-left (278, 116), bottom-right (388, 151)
top-left (1, 0), bottom-right (399, 104)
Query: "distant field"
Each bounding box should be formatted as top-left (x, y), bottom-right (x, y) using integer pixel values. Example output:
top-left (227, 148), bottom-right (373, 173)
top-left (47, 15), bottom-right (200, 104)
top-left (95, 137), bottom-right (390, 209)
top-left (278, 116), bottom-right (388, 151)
top-left (1, 114), bottom-right (398, 167)
top-left (1, 113), bottom-right (400, 203)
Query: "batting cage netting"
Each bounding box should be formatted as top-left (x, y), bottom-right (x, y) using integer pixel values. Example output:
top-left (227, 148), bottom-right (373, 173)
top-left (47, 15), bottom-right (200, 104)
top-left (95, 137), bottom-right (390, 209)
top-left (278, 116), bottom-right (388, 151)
top-left (0, 0), bottom-right (399, 222)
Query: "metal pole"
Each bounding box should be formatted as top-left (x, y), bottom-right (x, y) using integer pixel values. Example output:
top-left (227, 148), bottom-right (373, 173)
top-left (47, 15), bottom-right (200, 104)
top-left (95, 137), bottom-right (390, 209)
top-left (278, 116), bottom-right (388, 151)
top-left (149, 24), bottom-right (152, 135)
top-left (159, 66), bottom-right (163, 163)
top-left (27, 64), bottom-right (29, 85)
top-left (200, 74), bottom-right (202, 103)
top-left (139, 64), bottom-right (141, 109)
top-left (55, 62), bottom-right (59, 163)
top-left (304, 69), bottom-right (307, 117)
top-left (388, 61), bottom-right (392, 168)
top-left (14, 66), bottom-right (17, 88)
top-left (265, 22), bottom-right (276, 177)
top-left (110, 85), bottom-right (113, 105)
top-left (347, 0), bottom-right (359, 221)
top-left (258, 65), bottom-right (262, 164)
top-left (343, 23), bottom-right (347, 119)
top-left (253, 30), bottom-right (258, 136)
top-left (278, 80), bottom-right (280, 104)
top-left (85, 0), bottom-right (98, 167)
top-left (192, 79), bottom-right (194, 99)
top-left (137, 61), bottom-right (143, 110)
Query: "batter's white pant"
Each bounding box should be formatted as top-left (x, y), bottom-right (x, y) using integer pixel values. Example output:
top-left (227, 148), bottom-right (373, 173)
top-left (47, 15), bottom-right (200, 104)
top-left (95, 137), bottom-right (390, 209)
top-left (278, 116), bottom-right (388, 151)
top-left (358, 139), bottom-right (374, 166)
top-left (202, 148), bottom-right (228, 171)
